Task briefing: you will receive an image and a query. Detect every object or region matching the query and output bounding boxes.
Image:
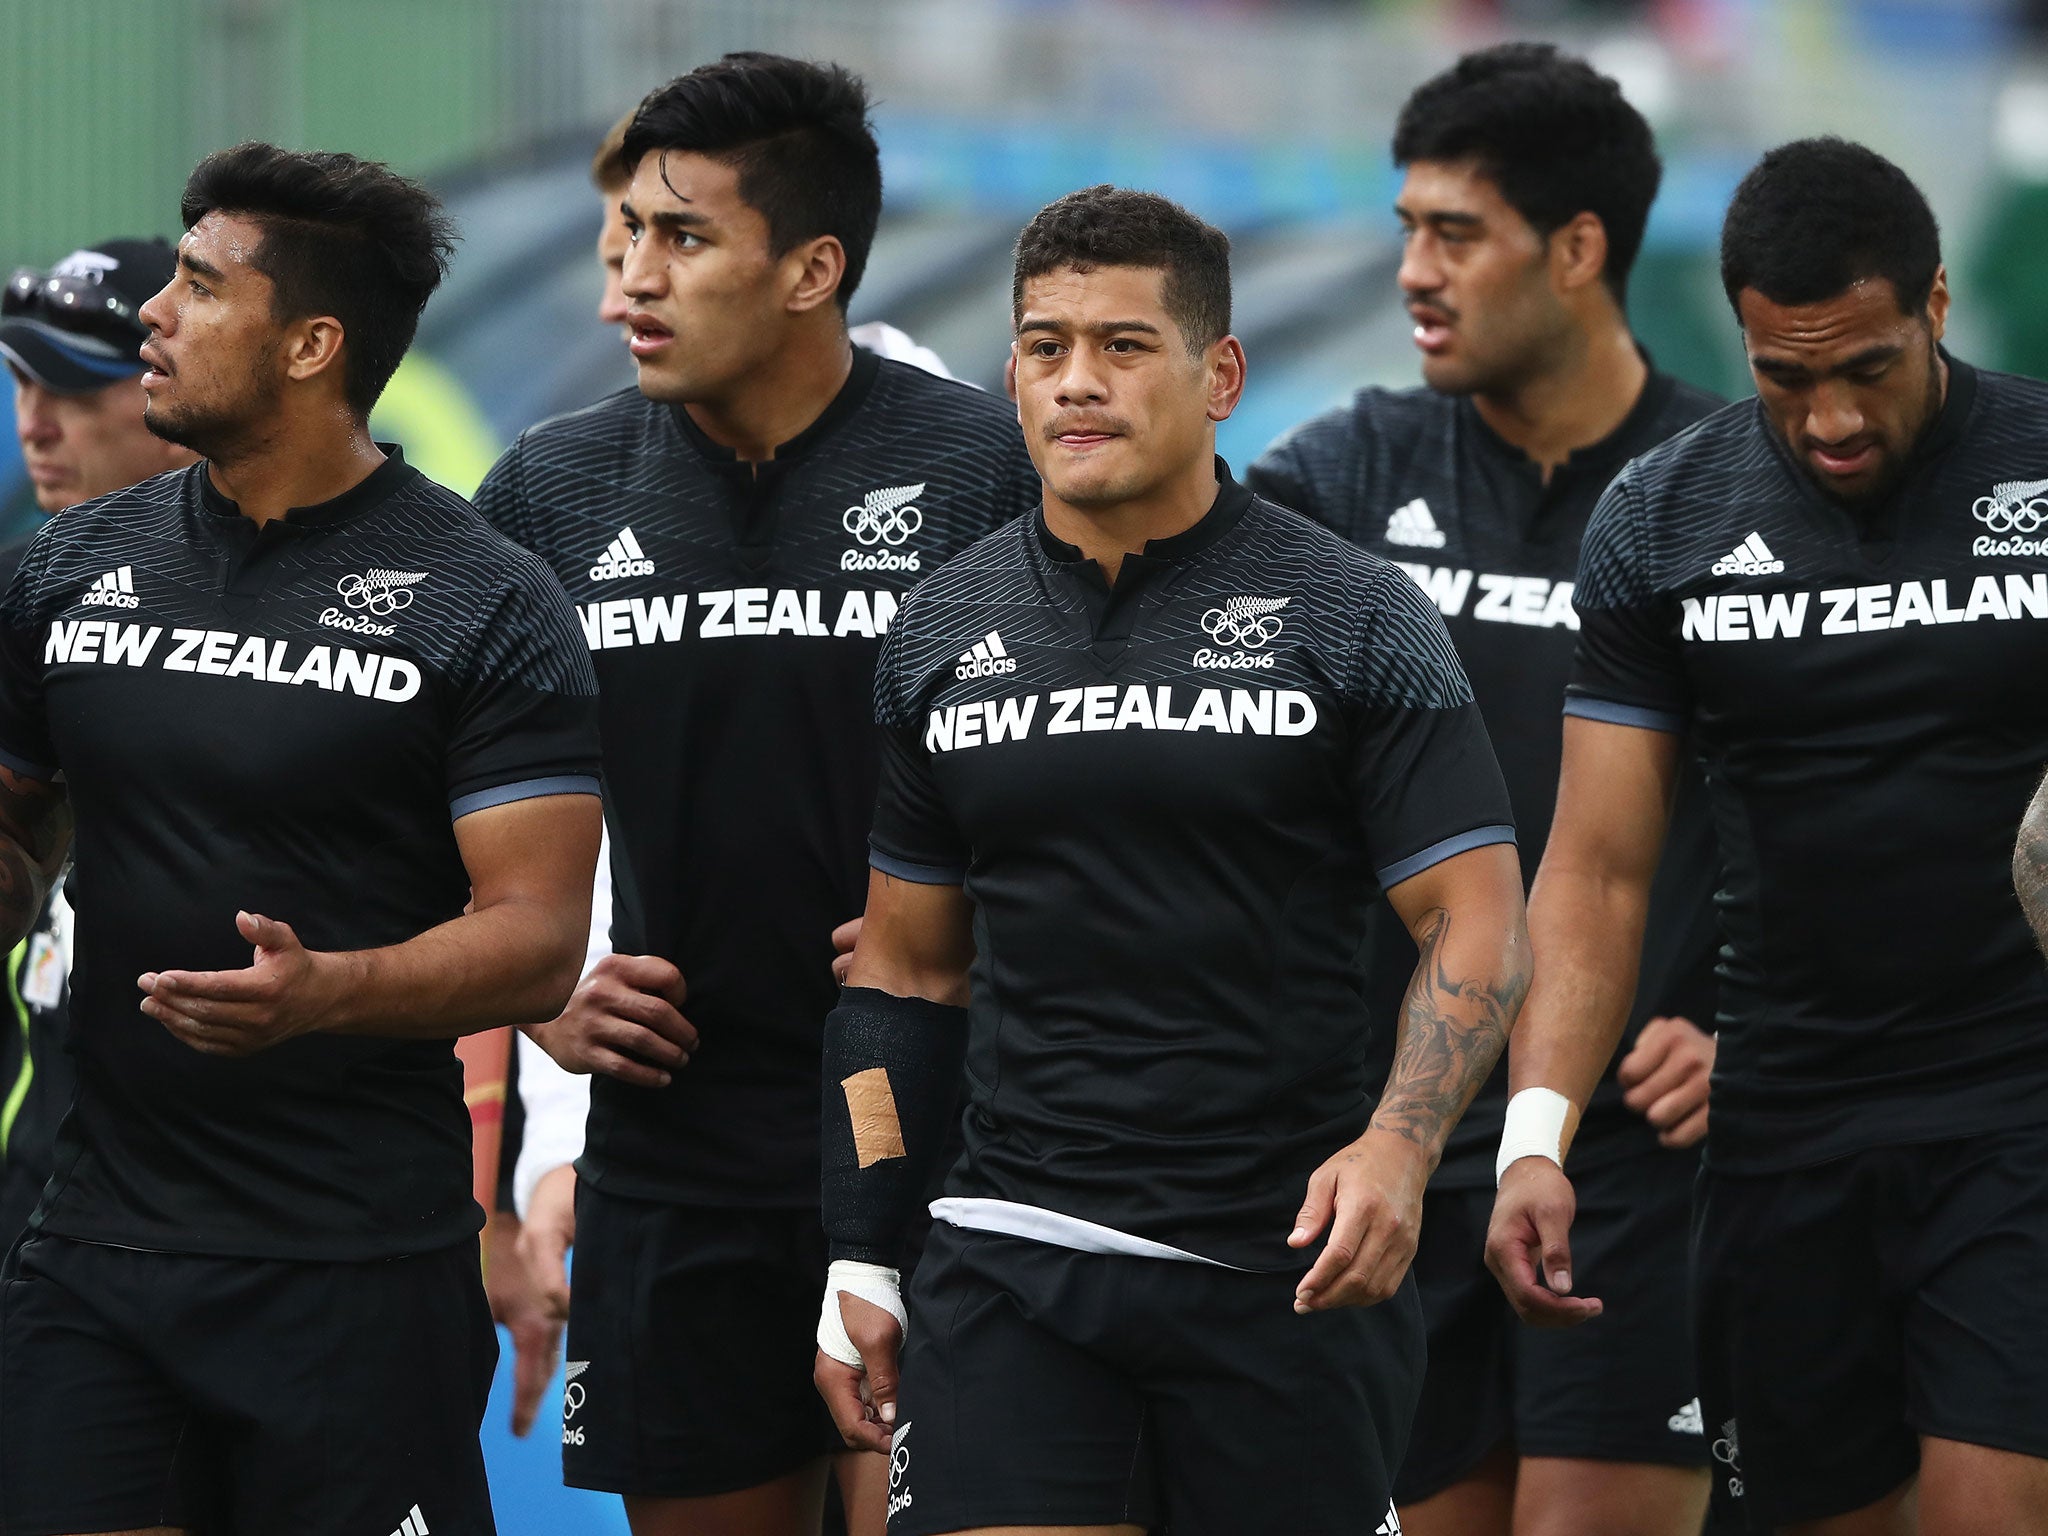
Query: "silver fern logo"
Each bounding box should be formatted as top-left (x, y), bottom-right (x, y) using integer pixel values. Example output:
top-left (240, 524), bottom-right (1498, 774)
top-left (1201, 595), bottom-right (1288, 649)
top-left (1974, 478), bottom-right (2048, 556)
top-left (337, 568), bottom-right (428, 617)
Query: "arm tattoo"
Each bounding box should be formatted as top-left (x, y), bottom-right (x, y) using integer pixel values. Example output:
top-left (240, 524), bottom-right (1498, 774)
top-left (2015, 775), bottom-right (2048, 961)
top-left (1371, 906), bottom-right (1531, 1159)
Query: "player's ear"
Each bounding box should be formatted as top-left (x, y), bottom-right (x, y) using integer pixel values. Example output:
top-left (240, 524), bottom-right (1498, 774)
top-left (282, 314), bottom-right (347, 388)
top-left (1924, 265), bottom-right (1950, 343)
top-left (785, 236), bottom-right (847, 317)
top-left (1206, 335), bottom-right (1247, 424)
top-left (1552, 212), bottom-right (1609, 297)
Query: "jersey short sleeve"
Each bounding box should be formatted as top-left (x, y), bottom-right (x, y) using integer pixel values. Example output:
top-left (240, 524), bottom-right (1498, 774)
top-left (469, 437), bottom-right (533, 549)
top-left (445, 563), bottom-right (603, 819)
top-left (1564, 475), bottom-right (1689, 733)
top-left (1346, 568), bottom-right (1515, 889)
top-left (1245, 409), bottom-right (1353, 530)
top-left (866, 614), bottom-right (968, 884)
top-left (0, 532), bottom-right (58, 780)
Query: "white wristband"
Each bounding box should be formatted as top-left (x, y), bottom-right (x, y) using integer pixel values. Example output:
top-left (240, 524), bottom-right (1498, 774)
top-left (1495, 1087), bottom-right (1574, 1186)
top-left (817, 1259), bottom-right (907, 1369)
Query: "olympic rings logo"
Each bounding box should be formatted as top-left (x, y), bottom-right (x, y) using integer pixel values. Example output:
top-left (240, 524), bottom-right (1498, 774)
top-left (1974, 495), bottom-right (2048, 534)
top-left (563, 1382), bottom-right (586, 1420)
top-left (1201, 605), bottom-right (1285, 649)
top-left (843, 498), bottom-right (924, 547)
top-left (336, 572), bottom-right (423, 616)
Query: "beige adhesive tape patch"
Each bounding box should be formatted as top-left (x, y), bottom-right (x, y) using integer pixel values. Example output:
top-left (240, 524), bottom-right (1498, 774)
top-left (842, 1068), bottom-right (907, 1169)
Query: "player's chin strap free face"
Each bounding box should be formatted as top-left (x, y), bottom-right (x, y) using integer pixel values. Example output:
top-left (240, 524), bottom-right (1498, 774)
top-left (816, 985), bottom-right (968, 1368)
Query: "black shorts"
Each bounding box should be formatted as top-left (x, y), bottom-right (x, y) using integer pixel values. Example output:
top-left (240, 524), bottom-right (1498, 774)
top-left (1395, 1147), bottom-right (1707, 1504)
top-left (561, 1186), bottom-right (841, 1496)
top-left (887, 1220), bottom-right (1423, 1536)
top-left (0, 1230), bottom-right (497, 1536)
top-left (1695, 1124), bottom-right (2048, 1530)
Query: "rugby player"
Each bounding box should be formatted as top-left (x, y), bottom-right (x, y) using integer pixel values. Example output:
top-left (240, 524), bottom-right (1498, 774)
top-left (812, 183), bottom-right (1529, 1536)
top-left (0, 236), bottom-right (194, 1248)
top-left (0, 142), bottom-right (603, 1535)
top-left (1488, 137), bottom-right (2048, 1534)
top-left (475, 53), bottom-right (1039, 1536)
top-left (1248, 45), bottom-right (1718, 1535)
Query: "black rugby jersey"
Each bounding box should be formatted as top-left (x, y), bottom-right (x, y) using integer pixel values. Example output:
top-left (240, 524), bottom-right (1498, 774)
top-left (1569, 358), bottom-right (2048, 1172)
top-left (0, 451), bottom-right (601, 1259)
top-left (870, 468), bottom-right (1515, 1269)
top-left (1249, 372), bottom-right (1721, 1184)
top-left (475, 349), bottom-right (1040, 1206)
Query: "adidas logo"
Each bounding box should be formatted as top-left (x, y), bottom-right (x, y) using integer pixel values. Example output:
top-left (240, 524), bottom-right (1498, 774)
top-left (389, 1504), bottom-right (430, 1536)
top-left (1669, 1397), bottom-right (1704, 1435)
top-left (589, 527), bottom-right (656, 582)
top-left (954, 630), bottom-right (1017, 680)
top-left (1385, 498), bottom-right (1446, 549)
top-left (1376, 1503), bottom-right (1404, 1535)
top-left (1711, 532), bottom-right (1784, 577)
top-left (81, 565), bottom-right (138, 609)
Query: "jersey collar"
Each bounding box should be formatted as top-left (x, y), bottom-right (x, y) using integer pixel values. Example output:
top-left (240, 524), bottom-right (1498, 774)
top-left (1033, 457), bottom-right (1254, 571)
top-left (665, 344), bottom-right (881, 468)
top-left (195, 443), bottom-right (420, 529)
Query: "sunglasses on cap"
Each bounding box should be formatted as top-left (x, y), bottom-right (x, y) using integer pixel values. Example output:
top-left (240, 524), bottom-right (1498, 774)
top-left (3, 267), bottom-right (142, 330)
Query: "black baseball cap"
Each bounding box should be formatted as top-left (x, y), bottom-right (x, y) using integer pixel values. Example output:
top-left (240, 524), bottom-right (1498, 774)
top-left (0, 238), bottom-right (177, 395)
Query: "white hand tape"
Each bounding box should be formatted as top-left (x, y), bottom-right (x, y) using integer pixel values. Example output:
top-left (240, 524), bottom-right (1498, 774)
top-left (816, 1259), bottom-right (907, 1369)
top-left (1495, 1086), bottom-right (1574, 1187)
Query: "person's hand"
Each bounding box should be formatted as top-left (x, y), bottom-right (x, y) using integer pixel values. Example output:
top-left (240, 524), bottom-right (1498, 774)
top-left (485, 1211), bottom-right (564, 1437)
top-left (519, 1163), bottom-right (577, 1321)
top-left (1485, 1156), bottom-right (1603, 1327)
top-left (526, 954), bottom-right (695, 1086)
top-left (140, 911), bottom-right (345, 1055)
top-left (815, 1293), bottom-right (902, 1455)
top-left (1618, 1015), bottom-right (1713, 1148)
top-left (831, 918), bottom-right (862, 985)
top-left (1288, 1128), bottom-right (1431, 1313)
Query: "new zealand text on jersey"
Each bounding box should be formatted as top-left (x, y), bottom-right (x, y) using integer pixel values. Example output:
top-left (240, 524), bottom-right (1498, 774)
top-left (579, 587), bottom-right (901, 650)
top-left (1680, 572), bottom-right (2048, 642)
top-left (43, 618), bottom-right (422, 700)
top-left (1395, 563), bottom-right (1580, 631)
top-left (924, 684), bottom-right (1318, 753)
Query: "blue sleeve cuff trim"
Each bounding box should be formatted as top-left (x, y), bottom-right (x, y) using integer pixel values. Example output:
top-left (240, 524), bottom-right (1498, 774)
top-left (869, 846), bottom-right (967, 886)
top-left (1376, 824), bottom-right (1517, 890)
top-left (0, 742), bottom-right (58, 782)
top-left (1562, 696), bottom-right (1685, 734)
top-left (450, 774), bottom-right (601, 821)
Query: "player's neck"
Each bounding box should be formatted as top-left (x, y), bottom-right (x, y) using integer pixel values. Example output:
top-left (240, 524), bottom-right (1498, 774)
top-left (1043, 451), bottom-right (1219, 585)
top-left (682, 324), bottom-right (854, 465)
top-left (203, 411), bottom-right (387, 527)
top-left (1471, 317), bottom-right (1648, 482)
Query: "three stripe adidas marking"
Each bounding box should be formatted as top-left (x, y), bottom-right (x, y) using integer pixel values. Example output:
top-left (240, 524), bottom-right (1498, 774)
top-left (589, 527), bottom-right (656, 582)
top-left (954, 630), bottom-right (1016, 680)
top-left (81, 566), bottom-right (138, 609)
top-left (1711, 532), bottom-right (1785, 577)
top-left (389, 1504), bottom-right (429, 1536)
top-left (1384, 498), bottom-right (1447, 549)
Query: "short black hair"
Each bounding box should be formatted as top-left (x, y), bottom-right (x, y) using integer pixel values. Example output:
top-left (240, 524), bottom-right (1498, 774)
top-left (1012, 185), bottom-right (1232, 355)
top-left (622, 53), bottom-right (882, 308)
top-left (180, 143), bottom-right (454, 418)
top-left (1719, 137), bottom-right (1941, 316)
top-left (1393, 42), bottom-right (1661, 301)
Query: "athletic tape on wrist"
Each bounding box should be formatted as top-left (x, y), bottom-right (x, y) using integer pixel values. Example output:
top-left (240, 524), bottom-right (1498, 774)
top-left (1495, 1086), bottom-right (1574, 1186)
top-left (817, 1259), bottom-right (906, 1369)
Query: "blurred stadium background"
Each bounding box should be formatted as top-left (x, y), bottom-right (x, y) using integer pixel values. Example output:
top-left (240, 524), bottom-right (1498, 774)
top-left (7, 0), bottom-right (2048, 1525)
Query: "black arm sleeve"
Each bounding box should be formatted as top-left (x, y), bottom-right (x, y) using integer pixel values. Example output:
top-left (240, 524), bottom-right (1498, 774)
top-left (820, 987), bottom-right (968, 1266)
